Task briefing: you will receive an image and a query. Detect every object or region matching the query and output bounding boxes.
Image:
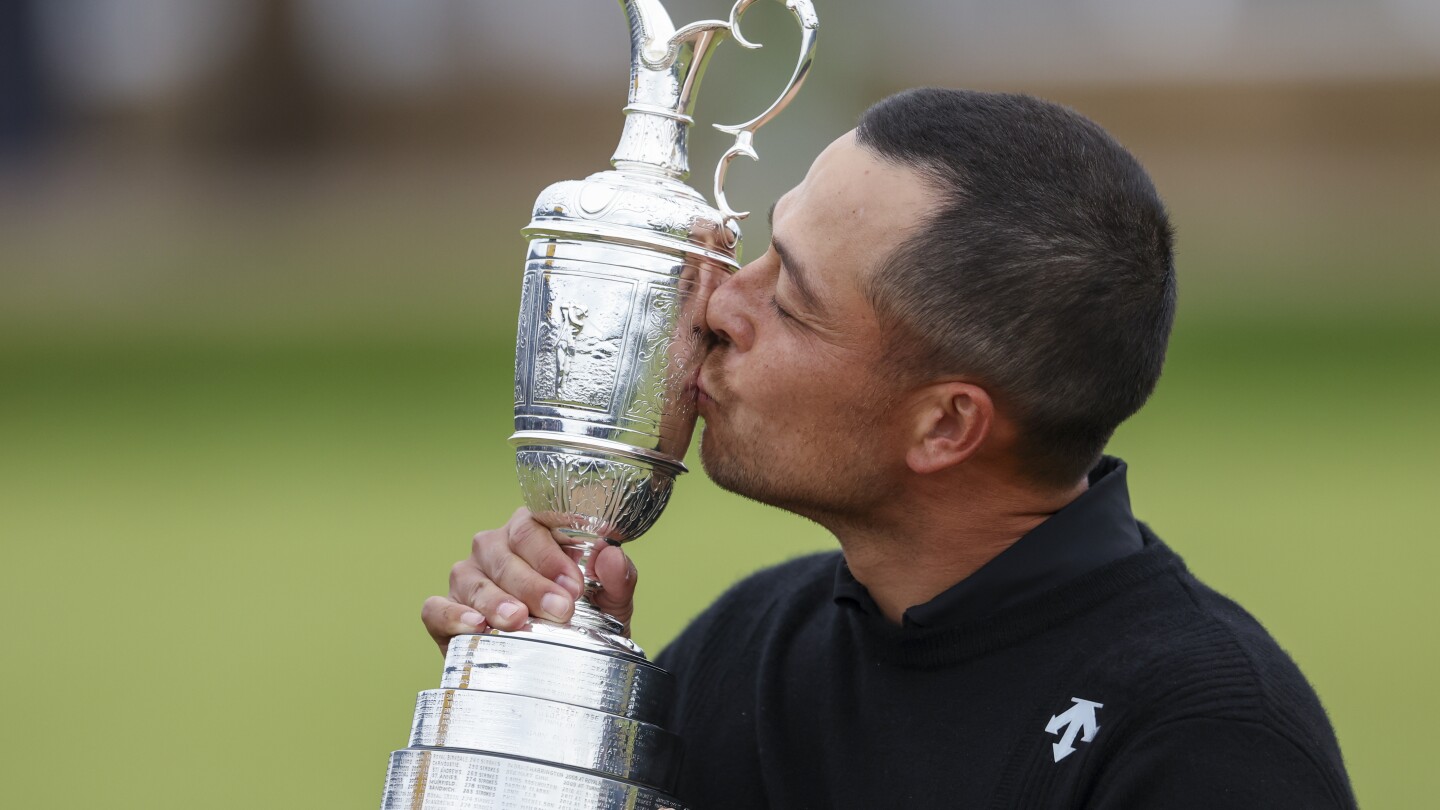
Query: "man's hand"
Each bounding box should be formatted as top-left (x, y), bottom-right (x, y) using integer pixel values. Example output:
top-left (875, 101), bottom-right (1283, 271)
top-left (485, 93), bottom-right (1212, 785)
top-left (420, 507), bottom-right (639, 655)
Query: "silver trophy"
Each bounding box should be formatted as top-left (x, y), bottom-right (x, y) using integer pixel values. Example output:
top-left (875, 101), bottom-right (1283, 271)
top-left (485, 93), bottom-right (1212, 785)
top-left (382, 1), bottom-right (817, 807)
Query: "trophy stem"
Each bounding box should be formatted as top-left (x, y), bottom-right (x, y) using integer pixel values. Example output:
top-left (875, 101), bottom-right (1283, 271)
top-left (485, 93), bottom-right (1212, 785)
top-left (560, 534), bottom-right (607, 595)
top-left (560, 534), bottom-right (622, 632)
top-left (553, 531), bottom-right (637, 648)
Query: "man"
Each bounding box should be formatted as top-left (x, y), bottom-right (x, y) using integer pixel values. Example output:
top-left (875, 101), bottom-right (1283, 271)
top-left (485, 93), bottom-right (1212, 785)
top-left (422, 89), bottom-right (1356, 808)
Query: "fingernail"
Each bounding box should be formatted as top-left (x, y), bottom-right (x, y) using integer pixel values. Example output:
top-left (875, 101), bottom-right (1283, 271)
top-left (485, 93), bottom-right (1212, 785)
top-left (557, 575), bottom-right (581, 598)
top-left (625, 553), bottom-right (636, 583)
top-left (459, 611), bottom-right (483, 628)
top-left (496, 602), bottom-right (520, 621)
top-left (541, 592), bottom-right (572, 621)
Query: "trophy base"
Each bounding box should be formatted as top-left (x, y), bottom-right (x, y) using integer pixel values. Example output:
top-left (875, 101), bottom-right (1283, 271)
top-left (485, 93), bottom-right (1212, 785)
top-left (383, 633), bottom-right (684, 808)
top-left (507, 609), bottom-right (642, 660)
top-left (440, 633), bottom-right (675, 722)
top-left (407, 687), bottom-right (681, 787)
top-left (382, 749), bottom-right (686, 810)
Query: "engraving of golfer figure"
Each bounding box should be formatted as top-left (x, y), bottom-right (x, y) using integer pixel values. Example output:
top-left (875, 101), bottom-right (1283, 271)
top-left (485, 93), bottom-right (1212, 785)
top-left (554, 302), bottom-right (589, 389)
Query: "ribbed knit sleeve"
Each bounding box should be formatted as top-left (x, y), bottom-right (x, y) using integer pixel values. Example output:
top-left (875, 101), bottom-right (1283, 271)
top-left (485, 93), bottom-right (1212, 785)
top-left (1083, 717), bottom-right (1355, 809)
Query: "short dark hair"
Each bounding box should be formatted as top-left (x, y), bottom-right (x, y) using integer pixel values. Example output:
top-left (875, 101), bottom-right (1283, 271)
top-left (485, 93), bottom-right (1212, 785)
top-left (856, 88), bottom-right (1176, 487)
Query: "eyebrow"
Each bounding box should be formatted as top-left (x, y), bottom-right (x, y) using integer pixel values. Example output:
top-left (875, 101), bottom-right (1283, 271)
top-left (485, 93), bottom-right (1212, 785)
top-left (767, 199), bottom-right (824, 314)
top-left (772, 236), bottom-right (823, 315)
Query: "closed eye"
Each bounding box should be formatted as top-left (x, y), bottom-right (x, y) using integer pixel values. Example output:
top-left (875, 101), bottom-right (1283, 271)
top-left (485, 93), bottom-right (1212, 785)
top-left (769, 296), bottom-right (795, 321)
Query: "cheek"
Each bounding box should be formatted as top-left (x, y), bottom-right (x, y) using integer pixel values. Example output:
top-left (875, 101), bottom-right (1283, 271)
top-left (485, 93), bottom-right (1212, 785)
top-left (741, 346), bottom-right (857, 434)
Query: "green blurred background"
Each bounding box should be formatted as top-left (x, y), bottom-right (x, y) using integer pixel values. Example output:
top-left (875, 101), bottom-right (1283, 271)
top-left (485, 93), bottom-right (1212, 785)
top-left (1, 1), bottom-right (1437, 807)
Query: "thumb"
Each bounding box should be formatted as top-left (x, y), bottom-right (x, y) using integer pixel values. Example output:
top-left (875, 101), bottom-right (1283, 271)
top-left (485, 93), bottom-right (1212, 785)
top-left (590, 544), bottom-right (638, 627)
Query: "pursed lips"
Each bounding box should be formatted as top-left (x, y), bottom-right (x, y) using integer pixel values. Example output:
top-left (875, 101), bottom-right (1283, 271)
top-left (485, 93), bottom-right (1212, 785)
top-left (695, 374), bottom-right (716, 410)
top-left (695, 357), bottom-right (720, 411)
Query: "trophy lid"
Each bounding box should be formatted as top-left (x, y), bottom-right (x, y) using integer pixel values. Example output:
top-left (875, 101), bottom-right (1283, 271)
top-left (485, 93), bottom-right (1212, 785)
top-left (524, 0), bottom-right (818, 267)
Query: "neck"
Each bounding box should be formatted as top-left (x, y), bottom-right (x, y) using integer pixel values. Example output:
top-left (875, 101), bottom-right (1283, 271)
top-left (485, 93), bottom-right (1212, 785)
top-left (830, 466), bottom-right (1087, 625)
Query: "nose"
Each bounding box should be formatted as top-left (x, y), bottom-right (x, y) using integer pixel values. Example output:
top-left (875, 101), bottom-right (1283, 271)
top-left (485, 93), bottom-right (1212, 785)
top-left (704, 258), bottom-right (762, 352)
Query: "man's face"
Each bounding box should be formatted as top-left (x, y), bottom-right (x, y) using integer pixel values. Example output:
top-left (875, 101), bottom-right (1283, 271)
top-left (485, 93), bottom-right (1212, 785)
top-left (696, 132), bottom-right (934, 523)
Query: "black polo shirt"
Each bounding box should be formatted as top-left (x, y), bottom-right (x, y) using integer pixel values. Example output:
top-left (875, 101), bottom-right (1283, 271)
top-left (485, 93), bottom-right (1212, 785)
top-left (656, 455), bottom-right (1356, 808)
top-left (832, 456), bottom-right (1143, 627)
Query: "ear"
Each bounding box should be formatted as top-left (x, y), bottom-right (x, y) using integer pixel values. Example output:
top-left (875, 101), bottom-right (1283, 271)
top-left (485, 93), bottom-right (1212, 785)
top-left (904, 382), bottom-right (994, 475)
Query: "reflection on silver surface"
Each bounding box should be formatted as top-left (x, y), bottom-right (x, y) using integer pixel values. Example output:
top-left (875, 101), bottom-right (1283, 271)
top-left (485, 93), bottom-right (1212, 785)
top-left (440, 634), bottom-right (675, 723)
top-left (384, 1), bottom-right (817, 807)
top-left (408, 688), bottom-right (681, 788)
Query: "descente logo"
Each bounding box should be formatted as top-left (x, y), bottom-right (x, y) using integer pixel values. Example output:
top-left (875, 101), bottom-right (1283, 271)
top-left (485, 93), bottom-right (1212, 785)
top-left (1045, 697), bottom-right (1103, 762)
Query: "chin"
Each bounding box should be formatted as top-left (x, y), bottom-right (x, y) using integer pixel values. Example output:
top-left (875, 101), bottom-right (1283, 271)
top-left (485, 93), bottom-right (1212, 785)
top-left (699, 426), bottom-right (887, 526)
top-left (699, 429), bottom-right (810, 515)
top-left (698, 426), bottom-right (764, 500)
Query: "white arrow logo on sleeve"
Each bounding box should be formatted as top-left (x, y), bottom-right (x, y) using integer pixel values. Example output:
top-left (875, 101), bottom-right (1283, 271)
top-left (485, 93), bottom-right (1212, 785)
top-left (1045, 697), bottom-right (1104, 762)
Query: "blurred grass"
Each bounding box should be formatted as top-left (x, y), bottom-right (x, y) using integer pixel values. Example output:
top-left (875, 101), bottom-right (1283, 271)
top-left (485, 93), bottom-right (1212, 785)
top-left (1, 313), bottom-right (1435, 808)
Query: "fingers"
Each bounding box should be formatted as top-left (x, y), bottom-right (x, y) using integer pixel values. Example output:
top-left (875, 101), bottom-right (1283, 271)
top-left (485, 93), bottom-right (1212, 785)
top-left (502, 508), bottom-right (586, 598)
top-left (448, 557), bottom-right (534, 631)
top-left (421, 595), bottom-right (486, 656)
top-left (436, 508), bottom-right (641, 645)
top-left (456, 508), bottom-right (584, 628)
top-left (591, 543), bottom-right (638, 628)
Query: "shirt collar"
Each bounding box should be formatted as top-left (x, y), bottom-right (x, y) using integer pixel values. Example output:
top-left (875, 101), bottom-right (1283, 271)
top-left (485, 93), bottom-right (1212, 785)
top-left (833, 456), bottom-right (1144, 627)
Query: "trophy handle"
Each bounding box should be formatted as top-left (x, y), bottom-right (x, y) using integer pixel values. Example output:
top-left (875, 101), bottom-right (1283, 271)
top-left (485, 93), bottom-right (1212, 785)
top-left (711, 0), bottom-right (819, 228)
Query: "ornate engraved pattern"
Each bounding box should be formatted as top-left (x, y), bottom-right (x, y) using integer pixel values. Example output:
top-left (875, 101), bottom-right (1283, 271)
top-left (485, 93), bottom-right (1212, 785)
top-left (625, 287), bottom-right (682, 428)
top-left (513, 271), bottom-right (537, 407)
top-left (515, 449), bottom-right (675, 543)
top-left (533, 183), bottom-right (573, 218)
top-left (621, 284), bottom-right (704, 448)
top-left (606, 190), bottom-right (711, 244)
top-left (528, 175), bottom-right (730, 253)
top-left (531, 273), bottom-right (635, 412)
